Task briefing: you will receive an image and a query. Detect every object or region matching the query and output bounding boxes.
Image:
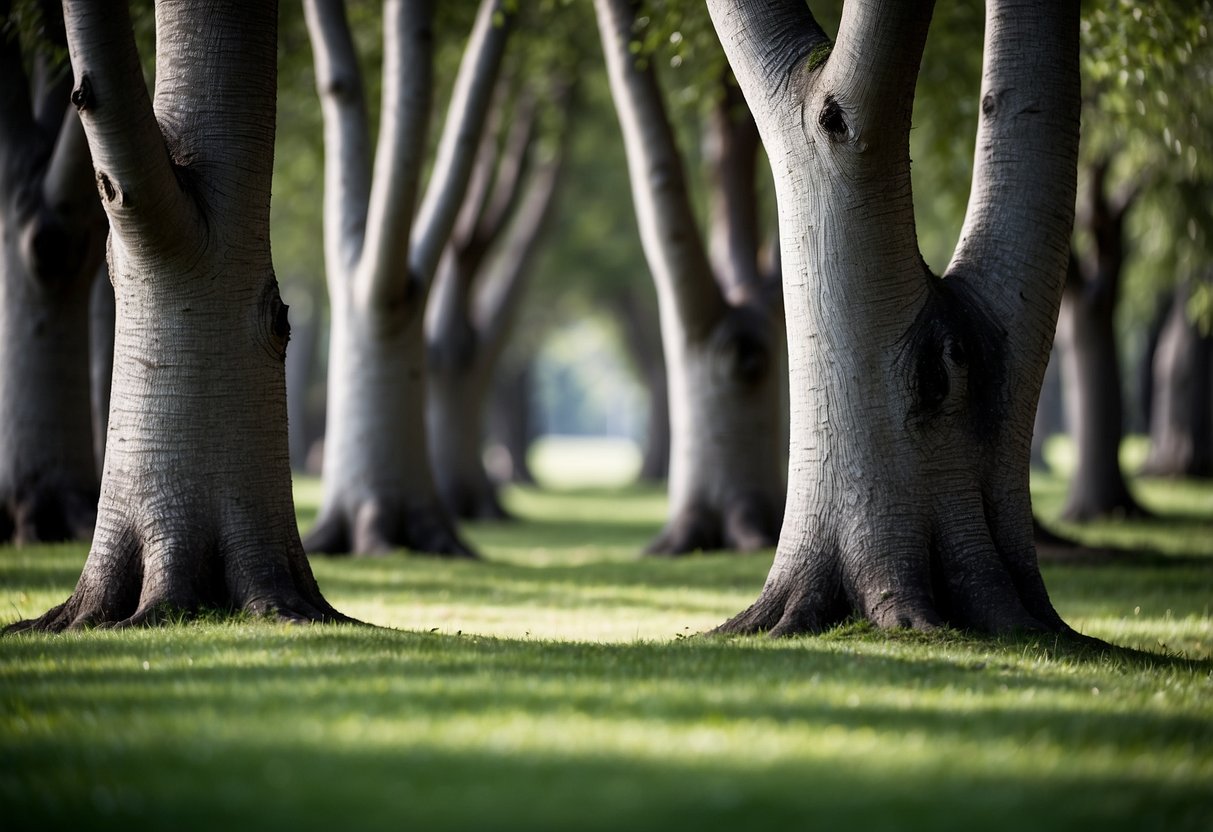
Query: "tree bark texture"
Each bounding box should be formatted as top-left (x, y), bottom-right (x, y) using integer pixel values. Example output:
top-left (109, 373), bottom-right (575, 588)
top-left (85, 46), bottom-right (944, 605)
top-left (304, 0), bottom-right (512, 556)
top-left (596, 0), bottom-right (785, 554)
top-left (708, 0), bottom-right (1081, 635)
top-left (425, 79), bottom-right (567, 520)
top-left (8, 0), bottom-right (349, 631)
top-left (1056, 164), bottom-right (1145, 520)
top-left (1142, 279), bottom-right (1213, 477)
top-left (0, 4), bottom-right (104, 544)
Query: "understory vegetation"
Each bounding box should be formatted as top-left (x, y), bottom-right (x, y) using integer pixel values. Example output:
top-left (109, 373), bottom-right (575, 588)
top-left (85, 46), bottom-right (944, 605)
top-left (2, 442), bottom-right (1211, 830)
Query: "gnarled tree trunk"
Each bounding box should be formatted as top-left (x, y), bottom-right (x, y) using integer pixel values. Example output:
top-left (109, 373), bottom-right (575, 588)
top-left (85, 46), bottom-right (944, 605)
top-left (1142, 278), bottom-right (1213, 477)
top-left (596, 0), bottom-right (785, 554)
top-left (303, 0), bottom-right (512, 556)
top-left (9, 0), bottom-right (346, 631)
top-left (0, 3), bottom-right (104, 544)
top-left (708, 0), bottom-right (1080, 635)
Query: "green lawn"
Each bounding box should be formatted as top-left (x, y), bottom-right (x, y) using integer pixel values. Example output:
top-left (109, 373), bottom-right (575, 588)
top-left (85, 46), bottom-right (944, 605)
top-left (2, 449), bottom-right (1211, 831)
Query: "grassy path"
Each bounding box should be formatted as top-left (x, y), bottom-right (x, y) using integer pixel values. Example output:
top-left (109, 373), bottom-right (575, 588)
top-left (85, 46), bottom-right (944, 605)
top-left (1, 471), bottom-right (1210, 830)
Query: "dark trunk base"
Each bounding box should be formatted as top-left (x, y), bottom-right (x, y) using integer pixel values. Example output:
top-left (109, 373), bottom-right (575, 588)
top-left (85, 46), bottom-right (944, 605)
top-left (645, 494), bottom-right (780, 556)
top-left (0, 482), bottom-right (97, 545)
top-left (440, 480), bottom-right (511, 522)
top-left (4, 533), bottom-right (352, 633)
top-left (304, 498), bottom-right (477, 558)
top-left (1060, 484), bottom-right (1149, 523)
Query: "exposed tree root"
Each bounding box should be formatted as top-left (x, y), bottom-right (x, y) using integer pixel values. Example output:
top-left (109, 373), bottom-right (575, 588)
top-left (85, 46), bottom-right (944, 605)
top-left (304, 498), bottom-right (477, 558)
top-left (644, 495), bottom-right (780, 556)
top-left (3, 531), bottom-right (356, 634)
top-left (713, 520), bottom-right (1074, 638)
top-left (0, 483), bottom-right (97, 545)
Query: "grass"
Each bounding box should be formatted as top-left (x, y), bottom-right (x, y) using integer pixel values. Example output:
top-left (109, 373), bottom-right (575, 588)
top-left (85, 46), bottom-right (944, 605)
top-left (1, 440), bottom-right (1212, 831)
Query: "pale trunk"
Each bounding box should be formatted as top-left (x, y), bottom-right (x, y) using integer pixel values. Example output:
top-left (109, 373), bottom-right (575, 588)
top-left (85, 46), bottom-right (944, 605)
top-left (597, 0), bottom-right (784, 553)
top-left (304, 0), bottom-right (508, 556)
top-left (709, 0), bottom-right (1080, 635)
top-left (10, 0), bottom-right (346, 630)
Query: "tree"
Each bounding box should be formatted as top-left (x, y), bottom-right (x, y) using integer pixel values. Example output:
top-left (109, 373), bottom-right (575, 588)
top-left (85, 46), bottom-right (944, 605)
top-left (596, 0), bottom-right (786, 554)
top-left (1141, 273), bottom-right (1213, 477)
top-left (425, 76), bottom-right (570, 520)
top-left (8, 0), bottom-right (348, 631)
top-left (1056, 1), bottom-right (1213, 520)
top-left (302, 0), bottom-right (512, 557)
top-left (707, 0), bottom-right (1080, 634)
top-left (0, 0), bottom-right (105, 544)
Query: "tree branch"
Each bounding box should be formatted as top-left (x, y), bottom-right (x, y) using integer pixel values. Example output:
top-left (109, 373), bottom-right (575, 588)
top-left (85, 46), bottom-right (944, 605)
top-left (706, 73), bottom-right (765, 306)
top-left (595, 0), bottom-right (726, 339)
top-left (823, 0), bottom-right (935, 140)
top-left (474, 85), bottom-right (540, 254)
top-left (62, 0), bottom-right (195, 248)
top-left (352, 0), bottom-right (436, 315)
top-left (704, 0), bottom-right (828, 116)
top-left (405, 0), bottom-right (514, 301)
top-left (473, 144), bottom-right (565, 364)
top-left (946, 0), bottom-right (1081, 333)
top-left (304, 0), bottom-right (373, 290)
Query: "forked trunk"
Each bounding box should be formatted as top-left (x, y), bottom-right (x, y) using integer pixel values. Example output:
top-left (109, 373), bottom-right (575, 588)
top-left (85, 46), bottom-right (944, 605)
top-left (1142, 280), bottom-right (1213, 478)
top-left (596, 0), bottom-right (784, 553)
top-left (303, 0), bottom-right (510, 555)
top-left (9, 0), bottom-right (347, 631)
top-left (709, 0), bottom-right (1081, 635)
top-left (0, 5), bottom-right (104, 544)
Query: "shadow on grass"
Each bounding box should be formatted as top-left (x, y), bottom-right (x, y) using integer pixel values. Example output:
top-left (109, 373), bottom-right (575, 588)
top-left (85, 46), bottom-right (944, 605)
top-left (3, 626), bottom-right (1211, 831)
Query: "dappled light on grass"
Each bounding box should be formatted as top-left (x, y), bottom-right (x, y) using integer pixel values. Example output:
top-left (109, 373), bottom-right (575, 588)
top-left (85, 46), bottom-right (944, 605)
top-left (2, 471), bottom-right (1212, 830)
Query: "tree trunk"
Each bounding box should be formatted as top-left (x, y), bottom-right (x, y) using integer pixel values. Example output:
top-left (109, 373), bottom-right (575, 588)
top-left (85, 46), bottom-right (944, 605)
top-left (0, 7), bottom-right (104, 544)
top-left (424, 81), bottom-right (567, 520)
top-left (303, 0), bottom-right (510, 556)
top-left (1056, 162), bottom-right (1146, 521)
top-left (708, 0), bottom-right (1081, 635)
top-left (596, 0), bottom-right (784, 554)
top-left (1142, 279), bottom-right (1213, 477)
top-left (89, 263), bottom-right (114, 474)
top-left (487, 359), bottom-right (536, 484)
top-left (9, 0), bottom-right (347, 631)
top-left (613, 289), bottom-right (670, 483)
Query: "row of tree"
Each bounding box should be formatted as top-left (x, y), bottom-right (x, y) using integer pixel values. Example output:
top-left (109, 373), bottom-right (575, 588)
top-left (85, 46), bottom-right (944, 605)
top-left (1, 0), bottom-right (1209, 637)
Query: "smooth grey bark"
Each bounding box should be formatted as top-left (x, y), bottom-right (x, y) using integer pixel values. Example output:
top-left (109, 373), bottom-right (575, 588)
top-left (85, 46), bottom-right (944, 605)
top-left (708, 0), bottom-right (1080, 634)
top-left (425, 79), bottom-right (568, 520)
top-left (596, 0), bottom-right (785, 554)
top-left (0, 4), bottom-right (104, 544)
top-left (1142, 278), bottom-right (1213, 478)
top-left (611, 286), bottom-right (670, 482)
top-left (1056, 164), bottom-right (1146, 520)
top-left (9, 0), bottom-right (347, 631)
top-left (304, 0), bottom-right (512, 556)
top-left (88, 262), bottom-right (115, 475)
